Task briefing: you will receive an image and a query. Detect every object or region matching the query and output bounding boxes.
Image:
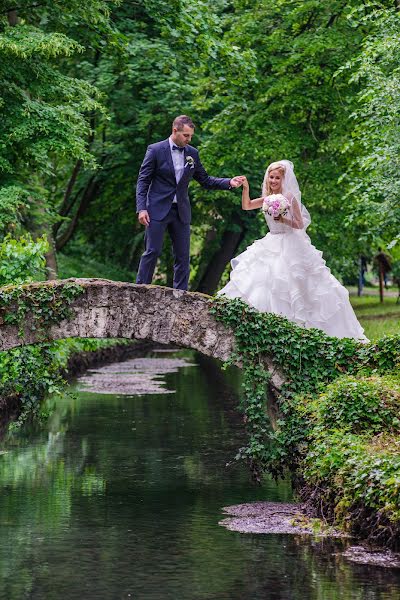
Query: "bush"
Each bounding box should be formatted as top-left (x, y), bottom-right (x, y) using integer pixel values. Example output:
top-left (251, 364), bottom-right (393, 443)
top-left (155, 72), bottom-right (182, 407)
top-left (0, 234), bottom-right (48, 285)
top-left (313, 375), bottom-right (400, 435)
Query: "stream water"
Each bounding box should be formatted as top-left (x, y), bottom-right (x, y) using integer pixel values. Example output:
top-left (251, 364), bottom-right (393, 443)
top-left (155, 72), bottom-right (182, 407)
top-left (0, 349), bottom-right (399, 599)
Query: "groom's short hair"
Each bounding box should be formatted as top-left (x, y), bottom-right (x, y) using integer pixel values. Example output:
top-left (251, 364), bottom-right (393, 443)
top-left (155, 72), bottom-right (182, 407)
top-left (173, 115), bottom-right (195, 130)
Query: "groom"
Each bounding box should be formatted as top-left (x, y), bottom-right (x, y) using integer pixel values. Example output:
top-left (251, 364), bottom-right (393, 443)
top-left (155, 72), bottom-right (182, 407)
top-left (136, 115), bottom-right (244, 290)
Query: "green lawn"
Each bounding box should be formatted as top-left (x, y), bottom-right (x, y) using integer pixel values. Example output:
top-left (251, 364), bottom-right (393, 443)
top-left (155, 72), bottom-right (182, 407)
top-left (350, 294), bottom-right (400, 341)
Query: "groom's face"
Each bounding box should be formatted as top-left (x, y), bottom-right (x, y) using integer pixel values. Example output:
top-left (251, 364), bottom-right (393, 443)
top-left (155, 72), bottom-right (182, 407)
top-left (172, 125), bottom-right (194, 147)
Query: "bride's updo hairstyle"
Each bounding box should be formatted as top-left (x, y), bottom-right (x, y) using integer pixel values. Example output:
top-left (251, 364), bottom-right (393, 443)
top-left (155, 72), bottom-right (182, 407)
top-left (262, 162), bottom-right (285, 197)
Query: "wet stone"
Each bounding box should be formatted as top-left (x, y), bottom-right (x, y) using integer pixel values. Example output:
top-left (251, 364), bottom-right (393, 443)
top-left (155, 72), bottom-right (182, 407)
top-left (342, 546), bottom-right (400, 569)
top-left (219, 502), bottom-right (347, 537)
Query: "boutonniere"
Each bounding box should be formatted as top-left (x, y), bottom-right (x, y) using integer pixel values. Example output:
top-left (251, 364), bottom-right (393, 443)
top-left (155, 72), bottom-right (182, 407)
top-left (185, 156), bottom-right (195, 169)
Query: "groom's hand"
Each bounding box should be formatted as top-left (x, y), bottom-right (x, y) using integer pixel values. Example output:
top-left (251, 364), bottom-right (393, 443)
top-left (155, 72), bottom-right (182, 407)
top-left (230, 176), bottom-right (246, 188)
top-left (138, 210), bottom-right (150, 226)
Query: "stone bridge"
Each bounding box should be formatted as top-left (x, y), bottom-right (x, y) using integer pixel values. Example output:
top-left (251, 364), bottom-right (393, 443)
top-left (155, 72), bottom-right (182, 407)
top-left (0, 278), bottom-right (284, 392)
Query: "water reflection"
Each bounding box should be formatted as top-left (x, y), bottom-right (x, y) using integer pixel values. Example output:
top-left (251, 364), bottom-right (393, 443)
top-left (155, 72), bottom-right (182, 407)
top-left (0, 350), bottom-right (399, 599)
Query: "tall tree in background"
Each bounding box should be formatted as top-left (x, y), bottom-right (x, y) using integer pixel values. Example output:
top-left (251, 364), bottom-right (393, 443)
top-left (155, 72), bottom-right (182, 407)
top-left (0, 0), bottom-right (119, 276)
top-left (339, 4), bottom-right (400, 249)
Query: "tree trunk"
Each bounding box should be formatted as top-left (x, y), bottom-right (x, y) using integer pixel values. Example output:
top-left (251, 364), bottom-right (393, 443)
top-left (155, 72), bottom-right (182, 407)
top-left (45, 233), bottom-right (58, 280)
top-left (127, 232), bottom-right (146, 272)
top-left (7, 10), bottom-right (18, 25)
top-left (379, 263), bottom-right (384, 303)
top-left (55, 176), bottom-right (100, 251)
top-left (195, 227), bottom-right (245, 295)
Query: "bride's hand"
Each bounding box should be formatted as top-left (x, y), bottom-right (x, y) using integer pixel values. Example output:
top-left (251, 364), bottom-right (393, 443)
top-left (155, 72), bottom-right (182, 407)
top-left (230, 175), bottom-right (246, 188)
top-left (242, 176), bottom-right (249, 189)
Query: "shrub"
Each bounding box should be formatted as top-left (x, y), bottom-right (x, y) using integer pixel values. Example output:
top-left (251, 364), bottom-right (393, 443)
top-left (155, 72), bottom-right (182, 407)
top-left (0, 234), bottom-right (48, 285)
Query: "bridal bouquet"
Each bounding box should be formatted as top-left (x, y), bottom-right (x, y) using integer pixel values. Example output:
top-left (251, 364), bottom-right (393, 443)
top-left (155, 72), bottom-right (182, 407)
top-left (262, 194), bottom-right (289, 218)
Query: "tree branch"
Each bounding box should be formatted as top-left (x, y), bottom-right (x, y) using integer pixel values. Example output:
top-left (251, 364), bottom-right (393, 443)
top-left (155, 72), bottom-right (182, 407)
top-left (55, 175), bottom-right (99, 251)
top-left (53, 161), bottom-right (83, 236)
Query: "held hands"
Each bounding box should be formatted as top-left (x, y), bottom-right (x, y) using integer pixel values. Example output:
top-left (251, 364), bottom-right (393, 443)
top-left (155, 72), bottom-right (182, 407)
top-left (138, 210), bottom-right (150, 226)
top-left (230, 175), bottom-right (246, 188)
top-left (139, 176), bottom-right (247, 226)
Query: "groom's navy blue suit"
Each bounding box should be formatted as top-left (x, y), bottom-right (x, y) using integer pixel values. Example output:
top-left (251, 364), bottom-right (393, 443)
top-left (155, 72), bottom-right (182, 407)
top-left (136, 138), bottom-right (231, 290)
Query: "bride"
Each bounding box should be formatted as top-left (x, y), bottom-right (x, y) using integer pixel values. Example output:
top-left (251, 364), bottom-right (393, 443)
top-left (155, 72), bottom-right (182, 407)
top-left (218, 160), bottom-right (368, 342)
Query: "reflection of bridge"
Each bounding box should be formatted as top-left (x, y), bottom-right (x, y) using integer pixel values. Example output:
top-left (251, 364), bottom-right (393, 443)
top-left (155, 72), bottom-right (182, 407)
top-left (0, 279), bottom-right (285, 392)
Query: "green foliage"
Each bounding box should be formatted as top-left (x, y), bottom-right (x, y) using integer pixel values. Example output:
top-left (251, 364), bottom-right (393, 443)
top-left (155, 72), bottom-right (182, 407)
top-left (339, 6), bottom-right (400, 244)
top-left (0, 342), bottom-right (67, 422)
top-left (0, 337), bottom-right (129, 425)
top-left (357, 333), bottom-right (400, 373)
top-left (212, 296), bottom-right (362, 396)
top-left (0, 21), bottom-right (104, 183)
top-left (211, 295), bottom-right (364, 475)
top-left (0, 185), bottom-right (30, 233)
top-left (0, 0), bottom-right (119, 255)
top-left (0, 234), bottom-right (48, 285)
top-left (304, 374), bottom-right (400, 530)
top-left (0, 281), bottom-right (83, 338)
top-left (312, 375), bottom-right (400, 435)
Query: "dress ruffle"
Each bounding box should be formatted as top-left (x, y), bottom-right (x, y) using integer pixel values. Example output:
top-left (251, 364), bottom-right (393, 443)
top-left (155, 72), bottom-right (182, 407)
top-left (218, 230), bottom-right (368, 342)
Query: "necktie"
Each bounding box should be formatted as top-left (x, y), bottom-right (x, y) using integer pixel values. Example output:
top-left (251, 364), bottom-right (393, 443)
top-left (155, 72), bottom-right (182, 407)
top-left (172, 145), bottom-right (184, 152)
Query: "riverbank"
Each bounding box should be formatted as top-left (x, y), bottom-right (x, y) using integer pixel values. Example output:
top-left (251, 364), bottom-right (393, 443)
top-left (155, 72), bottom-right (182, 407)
top-left (277, 367), bottom-right (400, 549)
top-left (0, 338), bottom-right (154, 426)
top-left (212, 296), bottom-right (400, 550)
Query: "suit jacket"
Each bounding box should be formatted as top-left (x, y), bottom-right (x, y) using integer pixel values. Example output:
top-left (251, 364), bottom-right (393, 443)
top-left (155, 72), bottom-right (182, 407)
top-left (136, 139), bottom-right (231, 223)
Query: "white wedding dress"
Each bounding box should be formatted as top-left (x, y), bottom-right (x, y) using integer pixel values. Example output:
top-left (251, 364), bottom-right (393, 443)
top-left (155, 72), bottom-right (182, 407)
top-left (218, 198), bottom-right (368, 342)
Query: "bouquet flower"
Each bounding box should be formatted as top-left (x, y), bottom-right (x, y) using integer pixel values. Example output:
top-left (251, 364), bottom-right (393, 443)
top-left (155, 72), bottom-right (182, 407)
top-left (262, 194), bottom-right (289, 218)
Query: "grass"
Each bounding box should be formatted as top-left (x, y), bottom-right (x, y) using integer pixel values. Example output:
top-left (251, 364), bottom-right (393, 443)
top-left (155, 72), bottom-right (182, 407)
top-left (350, 294), bottom-right (400, 341)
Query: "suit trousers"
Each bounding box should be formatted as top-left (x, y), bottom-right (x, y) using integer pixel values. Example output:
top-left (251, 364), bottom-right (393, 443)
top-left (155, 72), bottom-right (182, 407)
top-left (136, 205), bottom-right (191, 290)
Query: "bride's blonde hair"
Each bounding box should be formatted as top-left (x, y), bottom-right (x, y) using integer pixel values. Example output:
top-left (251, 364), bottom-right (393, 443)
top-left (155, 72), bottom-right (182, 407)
top-left (262, 162), bottom-right (286, 197)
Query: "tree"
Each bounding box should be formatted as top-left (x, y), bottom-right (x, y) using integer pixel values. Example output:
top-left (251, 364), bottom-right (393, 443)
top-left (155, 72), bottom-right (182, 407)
top-left (0, 0), bottom-right (119, 276)
top-left (338, 4), bottom-right (400, 249)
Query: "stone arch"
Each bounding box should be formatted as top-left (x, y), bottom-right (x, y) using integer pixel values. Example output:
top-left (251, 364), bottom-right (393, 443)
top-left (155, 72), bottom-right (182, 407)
top-left (0, 279), bottom-right (284, 392)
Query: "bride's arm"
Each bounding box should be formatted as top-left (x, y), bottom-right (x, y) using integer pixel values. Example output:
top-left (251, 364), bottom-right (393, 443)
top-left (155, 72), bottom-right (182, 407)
top-left (241, 177), bottom-right (264, 210)
top-left (278, 194), bottom-right (304, 229)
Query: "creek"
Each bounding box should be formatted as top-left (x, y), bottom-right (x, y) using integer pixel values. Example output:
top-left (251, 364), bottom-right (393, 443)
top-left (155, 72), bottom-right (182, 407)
top-left (0, 349), bottom-right (399, 599)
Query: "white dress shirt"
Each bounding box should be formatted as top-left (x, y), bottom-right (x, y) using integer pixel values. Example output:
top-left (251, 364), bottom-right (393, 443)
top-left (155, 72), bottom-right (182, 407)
top-left (169, 137), bottom-right (185, 203)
